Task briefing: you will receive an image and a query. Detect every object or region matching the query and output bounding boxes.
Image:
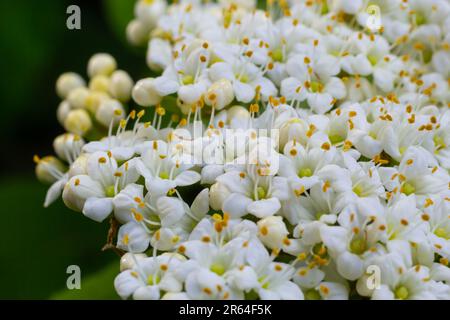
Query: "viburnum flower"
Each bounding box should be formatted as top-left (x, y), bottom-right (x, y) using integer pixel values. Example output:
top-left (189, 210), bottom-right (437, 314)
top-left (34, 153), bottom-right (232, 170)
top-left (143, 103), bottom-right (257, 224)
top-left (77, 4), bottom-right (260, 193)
top-left (218, 165), bottom-right (289, 219)
top-left (64, 151), bottom-right (139, 222)
top-left (35, 0), bottom-right (450, 301)
top-left (114, 253), bottom-right (185, 300)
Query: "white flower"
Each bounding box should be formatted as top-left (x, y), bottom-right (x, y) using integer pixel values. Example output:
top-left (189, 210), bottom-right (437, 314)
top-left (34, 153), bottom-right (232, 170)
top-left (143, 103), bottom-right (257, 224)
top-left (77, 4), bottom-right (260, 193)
top-left (209, 57), bottom-right (277, 103)
top-left (84, 110), bottom-right (157, 161)
top-left (114, 253), bottom-right (184, 300)
top-left (424, 197), bottom-right (450, 259)
top-left (245, 240), bottom-right (304, 300)
top-left (257, 216), bottom-right (289, 250)
top-left (66, 152), bottom-right (139, 222)
top-left (153, 44), bottom-right (210, 104)
top-left (137, 140), bottom-right (201, 196)
top-left (281, 53), bottom-right (345, 114)
top-left (320, 201), bottom-right (387, 281)
top-left (218, 166), bottom-right (289, 219)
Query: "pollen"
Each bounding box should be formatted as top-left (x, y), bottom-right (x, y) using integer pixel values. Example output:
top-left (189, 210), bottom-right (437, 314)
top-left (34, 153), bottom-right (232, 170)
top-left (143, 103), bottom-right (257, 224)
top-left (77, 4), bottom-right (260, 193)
top-left (260, 226), bottom-right (269, 236)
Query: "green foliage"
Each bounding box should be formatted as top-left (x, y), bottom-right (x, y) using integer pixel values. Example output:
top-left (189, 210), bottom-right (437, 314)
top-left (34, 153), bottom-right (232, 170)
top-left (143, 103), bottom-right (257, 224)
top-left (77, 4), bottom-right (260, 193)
top-left (0, 176), bottom-right (117, 299)
top-left (103, 0), bottom-right (136, 45)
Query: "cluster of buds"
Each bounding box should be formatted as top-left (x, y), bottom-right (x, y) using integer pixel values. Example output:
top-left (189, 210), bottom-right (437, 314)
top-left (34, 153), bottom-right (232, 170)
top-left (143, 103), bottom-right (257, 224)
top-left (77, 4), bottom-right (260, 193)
top-left (36, 0), bottom-right (450, 300)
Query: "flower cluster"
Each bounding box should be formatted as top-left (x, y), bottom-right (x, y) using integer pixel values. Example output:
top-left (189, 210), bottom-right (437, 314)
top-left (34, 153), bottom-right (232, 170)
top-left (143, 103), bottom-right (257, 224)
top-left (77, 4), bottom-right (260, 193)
top-left (35, 0), bottom-right (450, 300)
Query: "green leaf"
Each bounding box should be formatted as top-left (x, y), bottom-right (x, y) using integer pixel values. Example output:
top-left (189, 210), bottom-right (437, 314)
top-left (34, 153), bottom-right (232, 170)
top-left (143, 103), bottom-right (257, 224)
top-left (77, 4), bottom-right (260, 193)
top-left (51, 262), bottom-right (120, 300)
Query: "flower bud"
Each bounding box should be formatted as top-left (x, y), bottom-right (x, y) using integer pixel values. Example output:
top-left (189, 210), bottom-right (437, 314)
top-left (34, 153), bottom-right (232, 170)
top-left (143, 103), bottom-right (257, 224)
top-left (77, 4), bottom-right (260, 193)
top-left (53, 133), bottom-right (85, 162)
top-left (56, 72), bottom-right (85, 99)
top-left (89, 75), bottom-right (110, 93)
top-left (135, 0), bottom-right (167, 28)
top-left (69, 154), bottom-right (88, 177)
top-left (62, 181), bottom-right (84, 212)
top-left (67, 87), bottom-right (89, 109)
top-left (356, 273), bottom-right (376, 297)
top-left (227, 105), bottom-right (250, 124)
top-left (126, 19), bottom-right (149, 46)
top-left (132, 78), bottom-right (162, 107)
top-left (95, 99), bottom-right (125, 127)
top-left (84, 91), bottom-right (109, 114)
top-left (57, 100), bottom-right (72, 126)
top-left (87, 53), bottom-right (117, 78)
top-left (257, 216), bottom-right (289, 250)
top-left (204, 79), bottom-right (234, 110)
top-left (209, 182), bottom-right (230, 211)
top-left (35, 156), bottom-right (67, 185)
top-left (64, 109), bottom-right (92, 136)
top-left (119, 253), bottom-right (147, 272)
top-left (109, 70), bottom-right (134, 102)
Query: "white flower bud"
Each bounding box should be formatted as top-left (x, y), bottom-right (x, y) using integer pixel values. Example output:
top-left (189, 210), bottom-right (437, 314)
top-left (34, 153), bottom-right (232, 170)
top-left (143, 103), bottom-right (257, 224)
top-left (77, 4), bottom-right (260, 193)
top-left (177, 98), bottom-right (194, 115)
top-left (132, 78), bottom-right (162, 107)
top-left (356, 274), bottom-right (376, 297)
top-left (209, 182), bottom-right (230, 211)
top-left (84, 91), bottom-right (109, 114)
top-left (57, 100), bottom-right (72, 126)
top-left (204, 79), bottom-right (234, 110)
top-left (64, 109), bottom-right (92, 136)
top-left (62, 181), bottom-right (84, 212)
top-left (135, 0), bottom-right (167, 28)
top-left (56, 72), bottom-right (85, 99)
top-left (119, 253), bottom-right (147, 272)
top-left (89, 75), bottom-right (110, 93)
top-left (87, 53), bottom-right (117, 78)
top-left (279, 118), bottom-right (307, 149)
top-left (53, 133), bottom-right (85, 162)
top-left (69, 154), bottom-right (88, 177)
top-left (126, 19), bottom-right (149, 46)
top-left (227, 105), bottom-right (250, 124)
top-left (95, 99), bottom-right (125, 127)
top-left (109, 70), bottom-right (134, 102)
top-left (67, 87), bottom-right (89, 109)
top-left (257, 216), bottom-right (289, 250)
top-left (35, 156), bottom-right (67, 185)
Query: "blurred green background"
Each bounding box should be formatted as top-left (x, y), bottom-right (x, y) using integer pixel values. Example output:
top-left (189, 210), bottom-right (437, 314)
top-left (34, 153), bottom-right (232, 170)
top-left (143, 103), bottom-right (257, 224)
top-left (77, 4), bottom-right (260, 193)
top-left (0, 0), bottom-right (148, 299)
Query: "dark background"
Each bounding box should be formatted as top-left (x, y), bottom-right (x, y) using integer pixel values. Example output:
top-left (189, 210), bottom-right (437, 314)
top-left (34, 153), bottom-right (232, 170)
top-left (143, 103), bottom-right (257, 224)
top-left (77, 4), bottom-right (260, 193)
top-left (0, 0), bottom-right (147, 299)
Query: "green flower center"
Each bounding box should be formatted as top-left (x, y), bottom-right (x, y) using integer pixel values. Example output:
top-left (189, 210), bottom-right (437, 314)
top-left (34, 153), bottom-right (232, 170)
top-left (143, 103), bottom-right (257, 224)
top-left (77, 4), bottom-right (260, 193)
top-left (350, 238), bottom-right (366, 255)
top-left (414, 12), bottom-right (426, 26)
top-left (258, 276), bottom-right (270, 289)
top-left (434, 135), bottom-right (446, 151)
top-left (299, 167), bottom-right (313, 178)
top-left (422, 48), bottom-right (433, 64)
top-left (329, 134), bottom-right (345, 145)
top-left (353, 184), bottom-right (364, 197)
top-left (310, 81), bottom-right (323, 93)
top-left (367, 55), bottom-right (378, 66)
top-left (239, 74), bottom-right (249, 84)
top-left (105, 185), bottom-right (116, 198)
top-left (159, 171), bottom-right (169, 180)
top-left (401, 182), bottom-right (415, 196)
top-left (320, 2), bottom-right (329, 15)
top-left (182, 74), bottom-right (194, 85)
top-left (305, 289), bottom-right (322, 300)
top-left (147, 274), bottom-right (160, 286)
top-left (434, 227), bottom-right (450, 240)
top-left (257, 186), bottom-right (267, 200)
top-left (394, 285), bottom-right (409, 300)
top-left (210, 263), bottom-right (226, 276)
top-left (272, 48), bottom-right (283, 62)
